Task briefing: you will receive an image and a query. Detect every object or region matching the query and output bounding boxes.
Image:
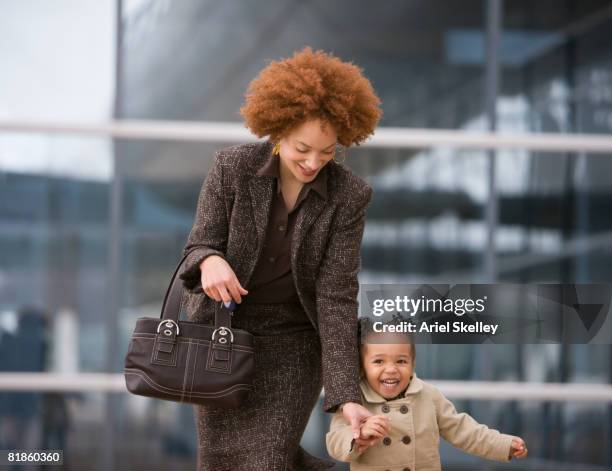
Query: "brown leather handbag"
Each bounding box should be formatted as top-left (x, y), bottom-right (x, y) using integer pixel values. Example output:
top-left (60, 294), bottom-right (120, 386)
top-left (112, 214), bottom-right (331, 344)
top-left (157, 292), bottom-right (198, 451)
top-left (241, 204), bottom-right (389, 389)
top-left (123, 248), bottom-right (255, 408)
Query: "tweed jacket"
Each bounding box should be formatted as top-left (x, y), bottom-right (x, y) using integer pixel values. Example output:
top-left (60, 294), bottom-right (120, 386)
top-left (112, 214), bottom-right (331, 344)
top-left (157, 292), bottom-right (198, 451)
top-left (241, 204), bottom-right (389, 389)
top-left (326, 374), bottom-right (515, 470)
top-left (179, 140), bottom-right (373, 412)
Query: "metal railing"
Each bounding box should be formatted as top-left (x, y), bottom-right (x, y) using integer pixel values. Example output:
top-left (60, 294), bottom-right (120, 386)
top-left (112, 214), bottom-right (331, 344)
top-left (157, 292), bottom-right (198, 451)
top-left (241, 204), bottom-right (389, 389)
top-left (1, 119), bottom-right (612, 153)
top-left (0, 372), bottom-right (611, 402)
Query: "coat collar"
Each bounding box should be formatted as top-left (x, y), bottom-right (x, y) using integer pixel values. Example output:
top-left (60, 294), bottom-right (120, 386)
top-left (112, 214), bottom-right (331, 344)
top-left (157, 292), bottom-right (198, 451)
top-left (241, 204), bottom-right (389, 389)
top-left (360, 372), bottom-right (424, 403)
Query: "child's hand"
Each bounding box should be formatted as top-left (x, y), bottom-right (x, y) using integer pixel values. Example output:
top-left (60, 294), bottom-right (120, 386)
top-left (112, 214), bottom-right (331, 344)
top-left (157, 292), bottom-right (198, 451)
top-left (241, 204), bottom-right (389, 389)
top-left (360, 415), bottom-right (390, 440)
top-left (509, 437), bottom-right (528, 459)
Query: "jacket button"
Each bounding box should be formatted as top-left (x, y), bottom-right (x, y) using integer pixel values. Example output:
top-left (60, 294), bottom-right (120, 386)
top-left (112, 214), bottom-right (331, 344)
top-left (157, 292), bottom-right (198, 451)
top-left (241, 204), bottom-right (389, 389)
top-left (383, 437), bottom-right (392, 446)
top-left (402, 435), bottom-right (411, 445)
top-left (278, 224), bottom-right (285, 231)
top-left (400, 405), bottom-right (409, 414)
top-left (381, 404), bottom-right (390, 413)
top-left (268, 256), bottom-right (276, 263)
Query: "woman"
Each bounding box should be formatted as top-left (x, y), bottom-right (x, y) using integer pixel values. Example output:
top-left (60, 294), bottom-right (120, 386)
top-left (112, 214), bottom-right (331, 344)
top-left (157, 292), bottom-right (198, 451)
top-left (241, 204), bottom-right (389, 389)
top-left (179, 46), bottom-right (382, 470)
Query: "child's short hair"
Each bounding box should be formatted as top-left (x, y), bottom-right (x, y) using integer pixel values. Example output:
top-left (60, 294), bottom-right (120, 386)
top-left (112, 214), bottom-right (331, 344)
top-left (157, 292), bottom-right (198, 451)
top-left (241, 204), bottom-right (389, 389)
top-left (358, 317), bottom-right (416, 364)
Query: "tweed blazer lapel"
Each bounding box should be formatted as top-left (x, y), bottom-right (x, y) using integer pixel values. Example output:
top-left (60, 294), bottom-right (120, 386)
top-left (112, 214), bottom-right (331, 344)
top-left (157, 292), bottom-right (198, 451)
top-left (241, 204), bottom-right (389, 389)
top-left (290, 195), bottom-right (326, 276)
top-left (247, 172), bottom-right (274, 284)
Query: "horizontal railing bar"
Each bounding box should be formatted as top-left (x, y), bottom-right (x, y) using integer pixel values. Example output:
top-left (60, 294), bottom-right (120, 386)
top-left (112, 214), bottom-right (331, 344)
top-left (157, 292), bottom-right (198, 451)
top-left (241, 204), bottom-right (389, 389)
top-left (1, 120), bottom-right (612, 153)
top-left (0, 373), bottom-right (611, 401)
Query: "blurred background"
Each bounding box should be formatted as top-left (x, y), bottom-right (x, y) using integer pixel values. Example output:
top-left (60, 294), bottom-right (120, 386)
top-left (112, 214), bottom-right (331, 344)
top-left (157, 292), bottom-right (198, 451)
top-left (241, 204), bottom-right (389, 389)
top-left (1, 0), bottom-right (612, 469)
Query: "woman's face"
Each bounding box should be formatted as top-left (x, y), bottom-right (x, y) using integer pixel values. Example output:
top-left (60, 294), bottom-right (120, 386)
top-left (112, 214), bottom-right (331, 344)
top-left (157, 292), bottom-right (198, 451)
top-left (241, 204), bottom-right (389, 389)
top-left (277, 118), bottom-right (337, 184)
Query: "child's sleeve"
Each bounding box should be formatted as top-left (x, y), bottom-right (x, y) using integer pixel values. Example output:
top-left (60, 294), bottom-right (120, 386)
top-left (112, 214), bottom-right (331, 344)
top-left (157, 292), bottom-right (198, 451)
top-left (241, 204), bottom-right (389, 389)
top-left (325, 409), bottom-right (363, 462)
top-left (433, 387), bottom-right (515, 462)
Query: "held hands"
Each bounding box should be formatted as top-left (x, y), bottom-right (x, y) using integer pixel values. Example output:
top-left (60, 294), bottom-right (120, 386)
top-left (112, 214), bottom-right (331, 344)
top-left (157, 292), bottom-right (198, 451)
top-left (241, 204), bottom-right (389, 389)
top-left (341, 402), bottom-right (381, 454)
top-left (200, 255), bottom-right (248, 304)
top-left (354, 415), bottom-right (390, 453)
top-left (342, 402), bottom-right (390, 454)
top-left (360, 415), bottom-right (390, 440)
top-left (509, 437), bottom-right (528, 460)
top-left (342, 402), bottom-right (392, 454)
top-left (342, 402), bottom-right (374, 441)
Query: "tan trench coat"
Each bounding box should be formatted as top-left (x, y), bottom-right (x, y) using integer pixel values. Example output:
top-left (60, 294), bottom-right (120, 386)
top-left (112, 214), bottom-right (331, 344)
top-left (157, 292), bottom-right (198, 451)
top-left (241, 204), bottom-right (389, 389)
top-left (326, 373), bottom-right (516, 470)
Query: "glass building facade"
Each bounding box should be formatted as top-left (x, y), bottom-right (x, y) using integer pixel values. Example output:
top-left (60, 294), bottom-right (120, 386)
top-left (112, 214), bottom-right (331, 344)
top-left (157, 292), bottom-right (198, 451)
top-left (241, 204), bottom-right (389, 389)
top-left (1, 0), bottom-right (612, 469)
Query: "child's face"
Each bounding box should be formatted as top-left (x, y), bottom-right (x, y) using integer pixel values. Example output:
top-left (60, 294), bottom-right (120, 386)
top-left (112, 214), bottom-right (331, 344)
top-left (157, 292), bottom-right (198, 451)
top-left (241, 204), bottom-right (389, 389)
top-left (361, 341), bottom-right (414, 400)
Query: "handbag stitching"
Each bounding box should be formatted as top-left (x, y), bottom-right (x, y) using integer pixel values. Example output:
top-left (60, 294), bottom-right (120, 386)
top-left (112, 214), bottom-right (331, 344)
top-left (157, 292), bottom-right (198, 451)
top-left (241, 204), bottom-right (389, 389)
top-left (124, 369), bottom-right (252, 397)
top-left (150, 335), bottom-right (178, 367)
top-left (135, 321), bottom-right (250, 334)
top-left (125, 370), bottom-right (251, 398)
top-left (190, 342), bottom-right (198, 403)
top-left (132, 334), bottom-right (254, 353)
top-left (206, 342), bottom-right (233, 374)
top-left (180, 341), bottom-right (192, 403)
top-left (150, 336), bottom-right (173, 366)
top-left (126, 333), bottom-right (254, 402)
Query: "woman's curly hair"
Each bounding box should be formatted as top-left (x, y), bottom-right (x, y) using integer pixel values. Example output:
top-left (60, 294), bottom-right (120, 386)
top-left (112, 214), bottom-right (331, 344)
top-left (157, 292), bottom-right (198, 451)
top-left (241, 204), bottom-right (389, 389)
top-left (240, 47), bottom-right (382, 147)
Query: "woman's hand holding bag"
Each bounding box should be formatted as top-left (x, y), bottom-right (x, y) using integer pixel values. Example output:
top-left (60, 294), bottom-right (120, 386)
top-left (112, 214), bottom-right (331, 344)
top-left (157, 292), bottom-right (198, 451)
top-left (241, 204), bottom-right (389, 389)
top-left (200, 255), bottom-right (248, 304)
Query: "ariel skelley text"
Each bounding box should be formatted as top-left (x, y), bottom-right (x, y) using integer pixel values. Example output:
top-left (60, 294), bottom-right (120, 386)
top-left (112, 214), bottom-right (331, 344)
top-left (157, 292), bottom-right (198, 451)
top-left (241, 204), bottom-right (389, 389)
top-left (372, 321), bottom-right (499, 335)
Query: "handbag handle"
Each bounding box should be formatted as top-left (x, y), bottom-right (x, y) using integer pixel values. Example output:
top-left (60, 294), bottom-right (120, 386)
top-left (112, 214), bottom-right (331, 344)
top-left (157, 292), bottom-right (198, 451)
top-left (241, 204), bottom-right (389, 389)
top-left (160, 247), bottom-right (236, 331)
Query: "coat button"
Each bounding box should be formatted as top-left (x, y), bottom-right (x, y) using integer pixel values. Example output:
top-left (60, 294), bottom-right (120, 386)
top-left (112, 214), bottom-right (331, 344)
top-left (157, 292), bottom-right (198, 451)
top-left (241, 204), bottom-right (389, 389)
top-left (278, 224), bottom-right (285, 231)
top-left (383, 437), bottom-right (392, 446)
top-left (381, 404), bottom-right (390, 413)
top-left (268, 256), bottom-right (276, 263)
top-left (402, 435), bottom-right (411, 445)
top-left (400, 405), bottom-right (409, 414)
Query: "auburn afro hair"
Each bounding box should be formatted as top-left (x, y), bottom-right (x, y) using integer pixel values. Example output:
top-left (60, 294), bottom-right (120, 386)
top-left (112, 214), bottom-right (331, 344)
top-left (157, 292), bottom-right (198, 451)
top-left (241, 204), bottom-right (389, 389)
top-left (240, 47), bottom-right (382, 147)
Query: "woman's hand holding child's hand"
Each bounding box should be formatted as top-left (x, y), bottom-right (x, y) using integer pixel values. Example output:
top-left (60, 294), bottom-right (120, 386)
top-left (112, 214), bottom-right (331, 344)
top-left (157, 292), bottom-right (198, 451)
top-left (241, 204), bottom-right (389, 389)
top-left (509, 437), bottom-right (528, 459)
top-left (355, 415), bottom-right (390, 453)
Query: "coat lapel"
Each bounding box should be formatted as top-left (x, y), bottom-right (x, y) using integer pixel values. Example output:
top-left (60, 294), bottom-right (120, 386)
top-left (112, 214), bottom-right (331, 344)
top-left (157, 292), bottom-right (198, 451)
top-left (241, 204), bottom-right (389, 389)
top-left (290, 196), bottom-right (326, 331)
top-left (246, 175), bottom-right (274, 284)
top-left (290, 195), bottom-right (326, 273)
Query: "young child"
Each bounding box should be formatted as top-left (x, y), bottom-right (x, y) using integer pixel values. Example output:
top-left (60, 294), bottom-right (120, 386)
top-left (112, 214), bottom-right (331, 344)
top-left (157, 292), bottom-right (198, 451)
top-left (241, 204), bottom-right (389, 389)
top-left (326, 319), bottom-right (528, 470)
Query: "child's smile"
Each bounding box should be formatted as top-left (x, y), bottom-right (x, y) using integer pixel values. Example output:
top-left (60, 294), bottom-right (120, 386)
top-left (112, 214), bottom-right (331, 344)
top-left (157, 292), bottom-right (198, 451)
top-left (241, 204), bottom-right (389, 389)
top-left (380, 377), bottom-right (402, 394)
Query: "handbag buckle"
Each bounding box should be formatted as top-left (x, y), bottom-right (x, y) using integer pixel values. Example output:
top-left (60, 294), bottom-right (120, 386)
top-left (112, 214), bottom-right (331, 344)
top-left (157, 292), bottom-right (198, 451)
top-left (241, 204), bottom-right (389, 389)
top-left (212, 327), bottom-right (234, 344)
top-left (157, 319), bottom-right (180, 336)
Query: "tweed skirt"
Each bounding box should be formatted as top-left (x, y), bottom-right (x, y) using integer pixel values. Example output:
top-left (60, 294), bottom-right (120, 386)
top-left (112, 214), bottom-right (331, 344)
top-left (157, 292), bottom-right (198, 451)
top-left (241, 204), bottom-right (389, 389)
top-left (193, 301), bottom-right (335, 471)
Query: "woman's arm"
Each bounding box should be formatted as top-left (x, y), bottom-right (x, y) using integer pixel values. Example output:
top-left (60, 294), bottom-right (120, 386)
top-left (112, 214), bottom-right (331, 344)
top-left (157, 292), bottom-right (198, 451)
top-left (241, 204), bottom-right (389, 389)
top-left (179, 151), bottom-right (230, 293)
top-left (316, 184), bottom-right (373, 413)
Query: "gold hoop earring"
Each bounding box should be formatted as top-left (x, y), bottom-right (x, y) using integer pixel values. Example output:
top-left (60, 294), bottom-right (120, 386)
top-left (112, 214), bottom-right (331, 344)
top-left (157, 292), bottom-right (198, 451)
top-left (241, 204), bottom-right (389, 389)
top-left (333, 144), bottom-right (347, 164)
top-left (272, 143), bottom-right (280, 156)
